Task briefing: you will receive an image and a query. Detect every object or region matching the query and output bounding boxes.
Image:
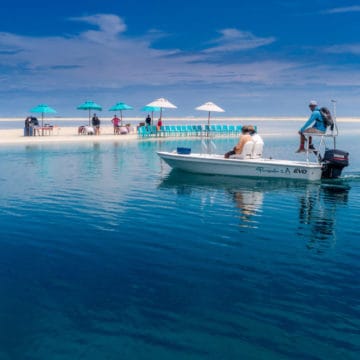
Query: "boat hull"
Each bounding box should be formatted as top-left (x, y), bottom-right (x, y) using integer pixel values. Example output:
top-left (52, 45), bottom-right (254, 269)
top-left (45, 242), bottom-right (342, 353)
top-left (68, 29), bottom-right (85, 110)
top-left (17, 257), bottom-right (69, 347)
top-left (157, 152), bottom-right (323, 181)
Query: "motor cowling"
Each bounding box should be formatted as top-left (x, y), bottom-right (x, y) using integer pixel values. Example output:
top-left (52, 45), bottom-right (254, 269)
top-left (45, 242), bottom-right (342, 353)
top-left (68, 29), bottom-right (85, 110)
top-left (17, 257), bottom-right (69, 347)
top-left (321, 149), bottom-right (349, 179)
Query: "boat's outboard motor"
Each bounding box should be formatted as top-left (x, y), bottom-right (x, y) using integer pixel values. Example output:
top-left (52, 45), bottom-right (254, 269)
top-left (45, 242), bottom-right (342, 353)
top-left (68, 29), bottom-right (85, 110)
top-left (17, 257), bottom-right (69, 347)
top-left (321, 149), bottom-right (349, 179)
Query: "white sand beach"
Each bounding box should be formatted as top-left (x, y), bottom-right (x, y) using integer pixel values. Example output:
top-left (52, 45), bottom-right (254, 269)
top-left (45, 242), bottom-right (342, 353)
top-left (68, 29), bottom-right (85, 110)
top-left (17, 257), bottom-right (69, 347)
top-left (0, 126), bottom-right (140, 145)
top-left (0, 117), bottom-right (359, 145)
top-left (1, 116), bottom-right (360, 124)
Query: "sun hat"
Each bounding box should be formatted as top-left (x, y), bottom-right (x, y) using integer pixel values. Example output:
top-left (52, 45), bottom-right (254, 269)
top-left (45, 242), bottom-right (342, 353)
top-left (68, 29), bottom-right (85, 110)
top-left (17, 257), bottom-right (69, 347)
top-left (309, 100), bottom-right (318, 106)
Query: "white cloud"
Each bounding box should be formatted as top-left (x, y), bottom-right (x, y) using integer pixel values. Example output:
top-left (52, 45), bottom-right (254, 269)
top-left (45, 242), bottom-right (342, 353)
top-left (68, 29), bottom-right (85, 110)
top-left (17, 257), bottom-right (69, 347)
top-left (323, 6), bottom-right (360, 14)
top-left (0, 15), bottom-right (288, 93)
top-left (70, 14), bottom-right (127, 43)
top-left (204, 29), bottom-right (276, 53)
top-left (1, 12), bottom-right (360, 116)
top-left (70, 14), bottom-right (127, 34)
top-left (324, 43), bottom-right (360, 55)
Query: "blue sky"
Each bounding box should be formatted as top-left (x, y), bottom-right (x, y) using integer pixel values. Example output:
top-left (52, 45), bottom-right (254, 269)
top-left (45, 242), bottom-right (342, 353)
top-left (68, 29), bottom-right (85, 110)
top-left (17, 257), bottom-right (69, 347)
top-left (1, 0), bottom-right (360, 117)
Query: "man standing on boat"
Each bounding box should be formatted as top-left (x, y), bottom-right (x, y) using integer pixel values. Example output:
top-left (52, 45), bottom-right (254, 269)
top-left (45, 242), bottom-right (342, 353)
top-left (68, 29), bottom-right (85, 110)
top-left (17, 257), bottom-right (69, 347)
top-left (296, 100), bottom-right (326, 153)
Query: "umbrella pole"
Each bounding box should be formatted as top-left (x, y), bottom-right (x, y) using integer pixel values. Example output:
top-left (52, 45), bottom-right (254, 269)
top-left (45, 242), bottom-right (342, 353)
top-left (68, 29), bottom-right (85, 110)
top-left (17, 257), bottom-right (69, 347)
top-left (160, 108), bottom-right (163, 120)
top-left (151, 111), bottom-right (154, 125)
top-left (41, 112), bottom-right (44, 136)
top-left (120, 110), bottom-right (123, 125)
top-left (88, 109), bottom-right (91, 126)
top-left (208, 111), bottom-right (210, 127)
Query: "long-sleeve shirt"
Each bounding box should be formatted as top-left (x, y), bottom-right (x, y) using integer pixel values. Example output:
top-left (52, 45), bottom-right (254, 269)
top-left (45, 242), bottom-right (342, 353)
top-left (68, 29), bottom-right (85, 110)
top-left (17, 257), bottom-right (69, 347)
top-left (299, 107), bottom-right (326, 133)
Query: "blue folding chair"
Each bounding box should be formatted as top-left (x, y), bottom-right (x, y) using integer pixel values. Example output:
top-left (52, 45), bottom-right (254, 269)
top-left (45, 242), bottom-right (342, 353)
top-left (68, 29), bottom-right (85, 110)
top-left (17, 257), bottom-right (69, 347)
top-left (235, 125), bottom-right (242, 134)
top-left (187, 125), bottom-right (194, 136)
top-left (176, 125), bottom-right (182, 136)
top-left (159, 126), bottom-right (166, 137)
top-left (138, 126), bottom-right (150, 138)
top-left (180, 125), bottom-right (187, 136)
top-left (215, 125), bottom-right (223, 135)
top-left (162, 125), bottom-right (169, 136)
top-left (169, 125), bottom-right (176, 136)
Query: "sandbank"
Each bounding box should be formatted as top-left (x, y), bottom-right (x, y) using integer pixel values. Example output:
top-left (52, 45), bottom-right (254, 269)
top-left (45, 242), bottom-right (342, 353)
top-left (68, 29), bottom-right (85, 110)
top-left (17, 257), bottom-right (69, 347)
top-left (0, 117), bottom-right (358, 146)
top-left (0, 126), bottom-right (141, 145)
top-left (1, 116), bottom-right (360, 123)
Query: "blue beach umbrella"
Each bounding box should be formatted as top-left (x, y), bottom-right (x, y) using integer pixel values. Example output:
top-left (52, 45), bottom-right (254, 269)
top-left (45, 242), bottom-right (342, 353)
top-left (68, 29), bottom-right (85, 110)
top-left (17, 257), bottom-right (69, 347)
top-left (108, 102), bottom-right (134, 124)
top-left (77, 100), bottom-right (102, 126)
top-left (141, 105), bottom-right (161, 124)
top-left (30, 104), bottom-right (57, 127)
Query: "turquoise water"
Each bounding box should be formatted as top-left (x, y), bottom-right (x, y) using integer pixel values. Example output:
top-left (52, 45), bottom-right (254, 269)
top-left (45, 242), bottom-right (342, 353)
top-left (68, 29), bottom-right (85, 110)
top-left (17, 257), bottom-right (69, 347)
top-left (0, 130), bottom-right (360, 359)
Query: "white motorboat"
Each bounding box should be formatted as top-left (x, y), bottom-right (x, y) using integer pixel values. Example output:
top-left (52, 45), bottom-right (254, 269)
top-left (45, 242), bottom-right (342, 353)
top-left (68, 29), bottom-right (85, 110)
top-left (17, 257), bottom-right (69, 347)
top-left (158, 100), bottom-right (350, 181)
top-left (157, 136), bottom-right (349, 182)
top-left (158, 151), bottom-right (325, 181)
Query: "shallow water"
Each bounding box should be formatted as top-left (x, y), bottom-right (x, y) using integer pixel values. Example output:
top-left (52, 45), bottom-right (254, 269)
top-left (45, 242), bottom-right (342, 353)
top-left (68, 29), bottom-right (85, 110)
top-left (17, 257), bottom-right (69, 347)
top-left (0, 132), bottom-right (359, 359)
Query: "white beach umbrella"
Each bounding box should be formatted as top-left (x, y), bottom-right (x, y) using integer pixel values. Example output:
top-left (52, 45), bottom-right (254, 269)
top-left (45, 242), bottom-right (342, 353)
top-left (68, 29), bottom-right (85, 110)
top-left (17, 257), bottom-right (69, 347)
top-left (146, 98), bottom-right (177, 120)
top-left (196, 101), bottom-right (225, 126)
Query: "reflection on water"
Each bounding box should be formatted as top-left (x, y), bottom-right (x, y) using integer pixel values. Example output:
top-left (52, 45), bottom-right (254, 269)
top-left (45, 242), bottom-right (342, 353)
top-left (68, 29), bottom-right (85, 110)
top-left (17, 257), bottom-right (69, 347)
top-left (298, 182), bottom-right (350, 253)
top-left (0, 141), bottom-right (359, 359)
top-left (230, 189), bottom-right (263, 225)
top-left (160, 170), bottom-right (351, 249)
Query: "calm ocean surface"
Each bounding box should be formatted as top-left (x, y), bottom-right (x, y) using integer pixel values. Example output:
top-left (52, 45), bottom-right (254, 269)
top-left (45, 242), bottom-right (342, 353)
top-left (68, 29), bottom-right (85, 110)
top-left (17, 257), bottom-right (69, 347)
top-left (1, 123), bottom-right (360, 359)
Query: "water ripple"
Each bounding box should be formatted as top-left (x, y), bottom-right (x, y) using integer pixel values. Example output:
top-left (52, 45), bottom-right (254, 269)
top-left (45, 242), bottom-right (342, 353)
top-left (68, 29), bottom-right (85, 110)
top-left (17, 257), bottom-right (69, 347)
top-left (0, 139), bottom-right (359, 359)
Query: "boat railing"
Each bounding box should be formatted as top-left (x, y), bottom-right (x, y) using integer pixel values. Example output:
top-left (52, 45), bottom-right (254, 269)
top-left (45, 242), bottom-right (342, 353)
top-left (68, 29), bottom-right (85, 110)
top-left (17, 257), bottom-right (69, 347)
top-left (304, 100), bottom-right (339, 163)
top-left (201, 132), bottom-right (217, 155)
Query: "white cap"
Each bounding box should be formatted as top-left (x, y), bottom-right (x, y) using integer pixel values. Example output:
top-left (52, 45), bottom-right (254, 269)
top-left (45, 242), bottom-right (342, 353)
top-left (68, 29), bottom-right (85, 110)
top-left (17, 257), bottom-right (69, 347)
top-left (309, 100), bottom-right (318, 106)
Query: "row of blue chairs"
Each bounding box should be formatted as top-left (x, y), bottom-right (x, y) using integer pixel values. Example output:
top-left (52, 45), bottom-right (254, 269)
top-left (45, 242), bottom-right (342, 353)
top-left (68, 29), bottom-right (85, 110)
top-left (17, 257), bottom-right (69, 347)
top-left (137, 124), bottom-right (243, 138)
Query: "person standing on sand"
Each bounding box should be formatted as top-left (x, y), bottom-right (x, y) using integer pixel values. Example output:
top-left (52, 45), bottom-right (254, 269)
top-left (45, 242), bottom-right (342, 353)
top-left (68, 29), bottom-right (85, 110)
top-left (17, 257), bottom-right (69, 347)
top-left (92, 113), bottom-right (101, 135)
top-left (296, 100), bottom-right (326, 153)
top-left (111, 115), bottom-right (120, 134)
top-left (24, 117), bottom-right (32, 136)
top-left (156, 118), bottom-right (162, 131)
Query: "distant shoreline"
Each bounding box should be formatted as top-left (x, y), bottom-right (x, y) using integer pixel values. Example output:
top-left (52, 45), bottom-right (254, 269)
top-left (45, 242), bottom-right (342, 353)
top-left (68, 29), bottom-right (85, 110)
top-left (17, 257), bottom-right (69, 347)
top-left (0, 120), bottom-right (358, 147)
top-left (1, 116), bottom-right (360, 123)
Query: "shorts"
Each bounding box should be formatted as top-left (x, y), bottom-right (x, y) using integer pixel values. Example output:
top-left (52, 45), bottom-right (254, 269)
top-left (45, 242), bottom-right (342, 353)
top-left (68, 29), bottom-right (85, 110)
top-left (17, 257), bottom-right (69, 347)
top-left (303, 127), bottom-right (324, 134)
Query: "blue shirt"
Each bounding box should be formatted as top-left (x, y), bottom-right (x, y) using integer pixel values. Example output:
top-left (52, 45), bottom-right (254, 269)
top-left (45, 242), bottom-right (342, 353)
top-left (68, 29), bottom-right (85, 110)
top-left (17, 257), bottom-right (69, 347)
top-left (300, 107), bottom-right (326, 133)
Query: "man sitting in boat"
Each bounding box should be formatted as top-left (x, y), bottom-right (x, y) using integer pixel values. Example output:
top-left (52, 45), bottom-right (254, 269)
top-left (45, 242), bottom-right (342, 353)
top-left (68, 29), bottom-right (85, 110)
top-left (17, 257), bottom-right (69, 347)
top-left (248, 125), bottom-right (263, 143)
top-left (248, 125), bottom-right (264, 158)
top-left (224, 126), bottom-right (253, 158)
top-left (296, 100), bottom-right (326, 153)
